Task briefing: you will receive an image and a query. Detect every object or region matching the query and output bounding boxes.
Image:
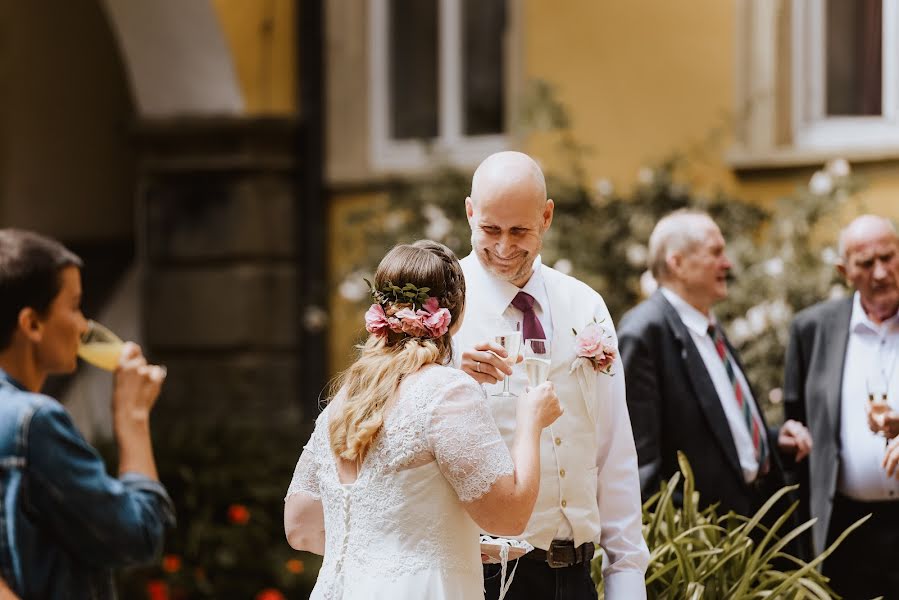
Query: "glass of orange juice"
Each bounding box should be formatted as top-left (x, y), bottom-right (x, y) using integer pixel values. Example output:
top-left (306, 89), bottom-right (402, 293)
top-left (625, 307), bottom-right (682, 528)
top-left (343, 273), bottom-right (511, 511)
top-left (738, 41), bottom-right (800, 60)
top-left (77, 320), bottom-right (125, 371)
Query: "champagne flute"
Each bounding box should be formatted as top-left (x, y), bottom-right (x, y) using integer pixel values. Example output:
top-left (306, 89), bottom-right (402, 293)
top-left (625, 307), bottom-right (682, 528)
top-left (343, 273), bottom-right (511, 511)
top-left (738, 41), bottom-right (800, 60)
top-left (523, 338), bottom-right (552, 387)
top-left (490, 317), bottom-right (521, 398)
top-left (865, 372), bottom-right (891, 446)
top-left (78, 320), bottom-right (125, 371)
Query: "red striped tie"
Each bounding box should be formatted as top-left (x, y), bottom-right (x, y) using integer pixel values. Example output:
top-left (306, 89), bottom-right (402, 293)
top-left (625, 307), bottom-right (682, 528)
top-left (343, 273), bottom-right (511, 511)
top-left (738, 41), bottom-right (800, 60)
top-left (708, 324), bottom-right (768, 472)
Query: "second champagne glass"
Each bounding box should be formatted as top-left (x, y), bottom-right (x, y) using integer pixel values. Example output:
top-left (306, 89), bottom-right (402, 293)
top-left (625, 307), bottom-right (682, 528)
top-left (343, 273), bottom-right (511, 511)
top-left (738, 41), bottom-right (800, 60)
top-left (523, 338), bottom-right (552, 387)
top-left (490, 318), bottom-right (521, 398)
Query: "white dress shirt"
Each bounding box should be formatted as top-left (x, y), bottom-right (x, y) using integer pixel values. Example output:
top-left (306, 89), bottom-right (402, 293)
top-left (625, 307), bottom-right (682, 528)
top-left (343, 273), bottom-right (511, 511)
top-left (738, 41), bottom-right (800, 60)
top-left (838, 292), bottom-right (899, 501)
top-left (661, 288), bottom-right (767, 483)
top-left (455, 253), bottom-right (649, 600)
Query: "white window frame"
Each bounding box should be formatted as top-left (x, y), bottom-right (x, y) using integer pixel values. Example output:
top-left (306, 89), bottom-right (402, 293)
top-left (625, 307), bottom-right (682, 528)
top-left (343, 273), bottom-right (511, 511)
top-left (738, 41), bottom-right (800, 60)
top-left (792, 0), bottom-right (899, 152)
top-left (369, 0), bottom-right (507, 173)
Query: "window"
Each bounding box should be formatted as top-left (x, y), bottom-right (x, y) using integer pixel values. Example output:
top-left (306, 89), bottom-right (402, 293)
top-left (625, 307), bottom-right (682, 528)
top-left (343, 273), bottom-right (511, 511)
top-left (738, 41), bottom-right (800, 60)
top-left (793, 0), bottom-right (899, 152)
top-left (369, 0), bottom-right (508, 172)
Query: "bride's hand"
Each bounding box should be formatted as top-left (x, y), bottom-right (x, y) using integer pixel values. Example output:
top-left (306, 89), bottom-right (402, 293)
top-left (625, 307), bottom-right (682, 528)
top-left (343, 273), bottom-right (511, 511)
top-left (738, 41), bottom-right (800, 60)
top-left (520, 382), bottom-right (562, 430)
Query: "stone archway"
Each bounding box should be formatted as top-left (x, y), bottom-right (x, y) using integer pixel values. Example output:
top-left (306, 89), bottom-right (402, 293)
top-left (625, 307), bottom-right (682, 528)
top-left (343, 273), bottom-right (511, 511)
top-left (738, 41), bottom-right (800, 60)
top-left (99, 0), bottom-right (243, 118)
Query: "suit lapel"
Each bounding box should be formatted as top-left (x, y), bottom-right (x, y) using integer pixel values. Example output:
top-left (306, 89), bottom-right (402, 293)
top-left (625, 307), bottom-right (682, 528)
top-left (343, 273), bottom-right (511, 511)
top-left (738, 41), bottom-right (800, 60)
top-left (655, 292), bottom-right (744, 481)
top-left (825, 298), bottom-right (853, 439)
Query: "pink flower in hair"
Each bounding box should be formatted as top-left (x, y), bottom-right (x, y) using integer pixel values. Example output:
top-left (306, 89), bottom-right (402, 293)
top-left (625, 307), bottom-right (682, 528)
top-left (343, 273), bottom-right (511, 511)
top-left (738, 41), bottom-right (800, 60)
top-left (422, 308), bottom-right (451, 337)
top-left (422, 297), bottom-right (440, 314)
top-left (394, 308), bottom-right (429, 337)
top-left (365, 304), bottom-right (390, 337)
top-left (416, 296), bottom-right (451, 338)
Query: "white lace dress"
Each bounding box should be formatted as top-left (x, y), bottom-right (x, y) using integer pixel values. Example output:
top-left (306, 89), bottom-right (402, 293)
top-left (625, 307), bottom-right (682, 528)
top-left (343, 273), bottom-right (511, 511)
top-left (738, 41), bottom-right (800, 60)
top-left (286, 366), bottom-right (514, 600)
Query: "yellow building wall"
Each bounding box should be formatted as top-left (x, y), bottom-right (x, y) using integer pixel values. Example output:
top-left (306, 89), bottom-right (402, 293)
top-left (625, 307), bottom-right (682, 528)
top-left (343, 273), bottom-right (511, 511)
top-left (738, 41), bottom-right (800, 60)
top-left (522, 0), bottom-right (738, 191)
top-left (260, 0), bottom-right (899, 374)
top-left (521, 0), bottom-right (899, 220)
top-left (210, 0), bottom-right (298, 114)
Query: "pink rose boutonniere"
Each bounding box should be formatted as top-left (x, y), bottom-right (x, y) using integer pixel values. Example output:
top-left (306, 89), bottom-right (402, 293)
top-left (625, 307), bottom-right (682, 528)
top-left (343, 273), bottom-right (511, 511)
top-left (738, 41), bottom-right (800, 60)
top-left (569, 320), bottom-right (617, 375)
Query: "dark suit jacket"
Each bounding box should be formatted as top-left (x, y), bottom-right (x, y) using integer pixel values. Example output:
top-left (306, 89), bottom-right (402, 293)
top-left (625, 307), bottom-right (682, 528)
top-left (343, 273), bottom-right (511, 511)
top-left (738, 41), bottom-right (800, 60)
top-left (619, 290), bottom-right (785, 517)
top-left (783, 296), bottom-right (853, 557)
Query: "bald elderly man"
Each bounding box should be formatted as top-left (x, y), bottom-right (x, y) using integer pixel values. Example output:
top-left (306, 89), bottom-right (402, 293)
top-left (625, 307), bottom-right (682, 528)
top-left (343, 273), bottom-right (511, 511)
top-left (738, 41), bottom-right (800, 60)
top-left (785, 215), bottom-right (899, 599)
top-left (453, 151), bottom-right (648, 600)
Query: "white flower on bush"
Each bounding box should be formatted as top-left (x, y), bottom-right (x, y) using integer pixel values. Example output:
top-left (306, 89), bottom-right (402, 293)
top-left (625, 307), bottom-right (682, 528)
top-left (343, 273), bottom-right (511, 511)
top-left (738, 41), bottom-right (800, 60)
top-left (763, 257), bottom-right (784, 277)
top-left (626, 243), bottom-right (648, 267)
top-left (553, 258), bottom-right (573, 274)
top-left (821, 246), bottom-right (839, 265)
top-left (303, 305), bottom-right (328, 332)
top-left (595, 178), bottom-right (615, 197)
top-left (768, 387), bottom-right (784, 405)
top-left (826, 158), bottom-right (851, 178)
top-left (746, 304), bottom-right (768, 335)
top-left (637, 167), bottom-right (655, 186)
top-left (809, 170), bottom-right (834, 195)
top-left (729, 317), bottom-right (751, 345)
top-left (339, 272), bottom-right (370, 302)
top-left (423, 204), bottom-right (452, 240)
top-left (767, 299), bottom-right (791, 325)
top-left (640, 270), bottom-right (658, 297)
top-left (829, 284), bottom-right (848, 300)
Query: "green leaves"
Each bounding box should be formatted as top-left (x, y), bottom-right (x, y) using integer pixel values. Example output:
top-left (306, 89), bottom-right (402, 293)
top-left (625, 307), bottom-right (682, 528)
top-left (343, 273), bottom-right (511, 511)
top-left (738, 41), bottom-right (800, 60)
top-left (594, 452), bottom-right (863, 599)
top-left (368, 280), bottom-right (432, 310)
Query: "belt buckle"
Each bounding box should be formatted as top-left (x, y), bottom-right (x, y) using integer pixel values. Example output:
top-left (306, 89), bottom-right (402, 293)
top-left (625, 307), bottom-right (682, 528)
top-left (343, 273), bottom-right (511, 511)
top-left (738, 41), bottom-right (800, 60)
top-left (546, 540), bottom-right (570, 569)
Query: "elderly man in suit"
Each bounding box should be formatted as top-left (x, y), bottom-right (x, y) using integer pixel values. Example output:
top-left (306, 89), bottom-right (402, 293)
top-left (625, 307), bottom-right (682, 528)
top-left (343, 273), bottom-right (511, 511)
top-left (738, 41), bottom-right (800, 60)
top-left (785, 214), bottom-right (899, 599)
top-left (454, 151), bottom-right (648, 600)
top-left (618, 209), bottom-right (812, 518)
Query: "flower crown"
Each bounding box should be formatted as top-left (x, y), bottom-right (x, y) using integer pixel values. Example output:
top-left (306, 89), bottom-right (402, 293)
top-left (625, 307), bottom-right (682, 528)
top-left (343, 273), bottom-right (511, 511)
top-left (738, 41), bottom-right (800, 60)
top-left (363, 279), bottom-right (452, 340)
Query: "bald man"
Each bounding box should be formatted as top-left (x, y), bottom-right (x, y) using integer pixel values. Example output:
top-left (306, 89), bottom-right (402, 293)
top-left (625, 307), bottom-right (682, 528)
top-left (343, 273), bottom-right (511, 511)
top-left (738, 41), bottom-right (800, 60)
top-left (785, 215), bottom-right (899, 599)
top-left (453, 151), bottom-right (648, 600)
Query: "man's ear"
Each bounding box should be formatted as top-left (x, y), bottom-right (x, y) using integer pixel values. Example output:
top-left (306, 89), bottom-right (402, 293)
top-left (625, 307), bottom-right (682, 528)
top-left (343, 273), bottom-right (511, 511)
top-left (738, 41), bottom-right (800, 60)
top-left (465, 197), bottom-right (475, 222)
top-left (542, 199), bottom-right (555, 230)
top-left (17, 307), bottom-right (43, 343)
top-left (835, 261), bottom-right (847, 282)
top-left (666, 252), bottom-right (681, 277)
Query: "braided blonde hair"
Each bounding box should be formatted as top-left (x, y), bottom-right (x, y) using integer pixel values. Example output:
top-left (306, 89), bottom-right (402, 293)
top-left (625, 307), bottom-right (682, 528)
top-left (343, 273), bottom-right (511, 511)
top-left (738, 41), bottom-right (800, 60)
top-left (329, 240), bottom-right (465, 462)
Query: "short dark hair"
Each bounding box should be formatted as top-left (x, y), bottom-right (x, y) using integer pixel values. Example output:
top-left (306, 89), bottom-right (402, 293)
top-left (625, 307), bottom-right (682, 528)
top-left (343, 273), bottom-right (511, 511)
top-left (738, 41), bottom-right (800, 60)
top-left (0, 229), bottom-right (83, 350)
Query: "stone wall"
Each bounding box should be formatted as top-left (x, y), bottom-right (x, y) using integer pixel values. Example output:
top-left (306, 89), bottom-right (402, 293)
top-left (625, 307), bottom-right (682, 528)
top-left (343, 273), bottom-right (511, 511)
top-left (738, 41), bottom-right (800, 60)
top-left (136, 118), bottom-right (320, 430)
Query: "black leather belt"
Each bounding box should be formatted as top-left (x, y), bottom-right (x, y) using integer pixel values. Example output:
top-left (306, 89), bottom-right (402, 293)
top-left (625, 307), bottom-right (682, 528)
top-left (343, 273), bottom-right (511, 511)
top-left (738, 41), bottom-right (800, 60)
top-left (523, 540), bottom-right (595, 568)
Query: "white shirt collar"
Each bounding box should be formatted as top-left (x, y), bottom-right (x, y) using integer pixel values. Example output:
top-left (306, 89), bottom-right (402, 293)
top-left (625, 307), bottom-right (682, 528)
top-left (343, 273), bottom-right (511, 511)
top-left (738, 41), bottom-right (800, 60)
top-left (850, 291), bottom-right (899, 335)
top-left (660, 287), bottom-right (714, 337)
top-left (520, 256), bottom-right (548, 312)
top-left (467, 253), bottom-right (546, 315)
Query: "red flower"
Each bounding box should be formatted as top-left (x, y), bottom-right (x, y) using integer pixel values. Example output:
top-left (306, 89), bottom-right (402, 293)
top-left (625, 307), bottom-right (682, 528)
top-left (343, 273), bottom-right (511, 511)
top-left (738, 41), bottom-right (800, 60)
top-left (146, 580), bottom-right (170, 600)
top-left (162, 554), bottom-right (181, 573)
top-left (285, 558), bottom-right (305, 574)
top-left (255, 589), bottom-right (286, 600)
top-left (227, 503), bottom-right (251, 525)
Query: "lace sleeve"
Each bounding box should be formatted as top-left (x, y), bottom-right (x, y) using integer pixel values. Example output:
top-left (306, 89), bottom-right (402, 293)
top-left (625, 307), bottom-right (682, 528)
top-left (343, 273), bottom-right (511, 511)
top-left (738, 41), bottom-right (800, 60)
top-left (285, 411), bottom-right (327, 501)
top-left (428, 372), bottom-right (514, 502)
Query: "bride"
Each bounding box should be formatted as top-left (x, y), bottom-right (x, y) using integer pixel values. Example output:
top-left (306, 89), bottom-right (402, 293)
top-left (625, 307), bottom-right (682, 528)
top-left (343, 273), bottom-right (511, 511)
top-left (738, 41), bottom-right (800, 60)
top-left (284, 240), bottom-right (561, 599)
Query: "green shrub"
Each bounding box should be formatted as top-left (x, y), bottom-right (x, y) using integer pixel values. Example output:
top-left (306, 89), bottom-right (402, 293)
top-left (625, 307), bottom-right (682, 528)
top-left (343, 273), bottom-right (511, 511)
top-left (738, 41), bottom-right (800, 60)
top-left (592, 453), bottom-right (867, 599)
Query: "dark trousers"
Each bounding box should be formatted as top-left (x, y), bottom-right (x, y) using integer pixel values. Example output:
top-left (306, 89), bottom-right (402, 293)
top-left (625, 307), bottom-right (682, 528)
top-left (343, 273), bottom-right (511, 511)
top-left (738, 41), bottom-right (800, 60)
top-left (483, 558), bottom-right (597, 600)
top-left (824, 493), bottom-right (899, 600)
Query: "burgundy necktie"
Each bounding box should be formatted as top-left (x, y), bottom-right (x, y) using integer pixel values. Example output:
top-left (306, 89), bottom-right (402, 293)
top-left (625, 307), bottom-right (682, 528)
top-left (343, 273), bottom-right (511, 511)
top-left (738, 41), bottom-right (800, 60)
top-left (511, 291), bottom-right (547, 341)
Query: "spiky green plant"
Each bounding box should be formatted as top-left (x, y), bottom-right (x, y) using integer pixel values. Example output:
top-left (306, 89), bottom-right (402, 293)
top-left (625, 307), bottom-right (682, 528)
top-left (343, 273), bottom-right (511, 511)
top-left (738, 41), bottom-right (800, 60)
top-left (592, 453), bottom-right (868, 599)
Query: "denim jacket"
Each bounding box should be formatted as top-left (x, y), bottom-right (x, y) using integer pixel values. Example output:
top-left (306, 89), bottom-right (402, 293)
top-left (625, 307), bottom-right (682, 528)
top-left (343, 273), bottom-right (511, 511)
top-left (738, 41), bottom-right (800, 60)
top-left (0, 369), bottom-right (175, 599)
